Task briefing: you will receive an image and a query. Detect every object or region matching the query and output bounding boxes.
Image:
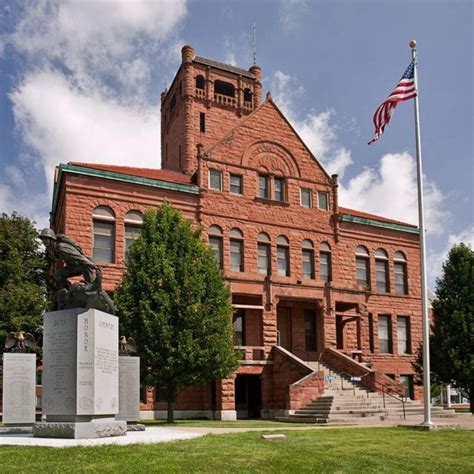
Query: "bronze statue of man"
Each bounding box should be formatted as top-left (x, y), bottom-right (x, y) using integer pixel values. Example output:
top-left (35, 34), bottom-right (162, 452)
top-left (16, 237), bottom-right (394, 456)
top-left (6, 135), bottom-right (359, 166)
top-left (39, 228), bottom-right (98, 289)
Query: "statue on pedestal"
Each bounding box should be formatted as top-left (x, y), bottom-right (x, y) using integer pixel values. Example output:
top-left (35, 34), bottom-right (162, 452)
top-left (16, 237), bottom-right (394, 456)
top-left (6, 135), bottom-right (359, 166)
top-left (39, 229), bottom-right (116, 314)
top-left (4, 331), bottom-right (37, 353)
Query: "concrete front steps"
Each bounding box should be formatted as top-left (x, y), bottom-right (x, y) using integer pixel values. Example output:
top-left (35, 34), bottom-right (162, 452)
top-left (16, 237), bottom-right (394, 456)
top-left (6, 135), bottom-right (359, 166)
top-left (276, 361), bottom-right (456, 424)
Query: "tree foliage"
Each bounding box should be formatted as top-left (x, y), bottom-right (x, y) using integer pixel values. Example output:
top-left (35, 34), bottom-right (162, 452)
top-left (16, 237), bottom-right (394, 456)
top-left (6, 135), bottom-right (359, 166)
top-left (115, 204), bottom-right (239, 421)
top-left (429, 243), bottom-right (474, 412)
top-left (0, 212), bottom-right (48, 341)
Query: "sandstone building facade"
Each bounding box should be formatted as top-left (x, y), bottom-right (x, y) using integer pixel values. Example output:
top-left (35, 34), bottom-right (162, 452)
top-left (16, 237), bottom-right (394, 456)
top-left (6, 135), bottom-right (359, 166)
top-left (50, 46), bottom-right (423, 420)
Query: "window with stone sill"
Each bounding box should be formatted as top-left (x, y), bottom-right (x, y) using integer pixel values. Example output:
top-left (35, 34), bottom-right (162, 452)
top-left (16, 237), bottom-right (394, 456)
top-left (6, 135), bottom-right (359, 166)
top-left (208, 225), bottom-right (223, 270)
top-left (394, 251), bottom-right (408, 295)
top-left (209, 169), bottom-right (223, 191)
top-left (300, 188), bottom-right (312, 208)
top-left (355, 245), bottom-right (370, 287)
top-left (319, 242), bottom-right (332, 282)
top-left (378, 315), bottom-right (392, 353)
top-left (257, 232), bottom-right (271, 276)
top-left (375, 248), bottom-right (390, 293)
top-left (397, 316), bottom-right (411, 354)
top-left (230, 173), bottom-right (243, 195)
top-left (258, 174), bottom-right (269, 199)
top-left (274, 177), bottom-right (284, 202)
top-left (302, 239), bottom-right (315, 279)
top-left (276, 235), bottom-right (290, 276)
top-left (229, 228), bottom-right (244, 272)
top-left (124, 210), bottom-right (143, 259)
top-left (318, 191), bottom-right (329, 211)
top-left (93, 205), bottom-right (115, 263)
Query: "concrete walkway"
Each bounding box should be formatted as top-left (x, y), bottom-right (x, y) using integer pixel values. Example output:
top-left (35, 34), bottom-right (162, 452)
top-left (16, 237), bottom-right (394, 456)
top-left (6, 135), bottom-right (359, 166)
top-left (0, 413), bottom-right (471, 448)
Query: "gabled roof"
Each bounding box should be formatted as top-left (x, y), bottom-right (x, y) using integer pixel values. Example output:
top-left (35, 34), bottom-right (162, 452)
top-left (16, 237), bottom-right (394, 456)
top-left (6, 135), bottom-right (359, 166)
top-left (193, 56), bottom-right (255, 79)
top-left (68, 162), bottom-right (193, 185)
top-left (204, 95), bottom-right (331, 181)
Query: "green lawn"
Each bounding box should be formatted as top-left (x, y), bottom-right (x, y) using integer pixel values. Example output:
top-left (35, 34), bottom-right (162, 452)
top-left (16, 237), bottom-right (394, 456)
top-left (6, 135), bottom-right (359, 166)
top-left (1, 428), bottom-right (473, 473)
top-left (140, 419), bottom-right (314, 428)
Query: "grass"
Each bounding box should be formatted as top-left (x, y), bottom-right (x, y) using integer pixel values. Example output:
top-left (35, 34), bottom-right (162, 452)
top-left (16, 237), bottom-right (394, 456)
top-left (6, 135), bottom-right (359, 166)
top-left (140, 419), bottom-right (313, 428)
top-left (1, 427), bottom-right (473, 473)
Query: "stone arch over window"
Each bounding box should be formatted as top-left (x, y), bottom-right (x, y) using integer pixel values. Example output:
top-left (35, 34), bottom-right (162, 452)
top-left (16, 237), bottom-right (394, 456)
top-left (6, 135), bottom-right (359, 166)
top-left (241, 141), bottom-right (301, 178)
top-left (92, 205), bottom-right (115, 263)
top-left (355, 245), bottom-right (370, 287)
top-left (375, 248), bottom-right (390, 293)
top-left (230, 228), bottom-right (244, 272)
top-left (124, 210), bottom-right (143, 258)
top-left (302, 239), bottom-right (315, 279)
top-left (257, 232), bottom-right (271, 275)
top-left (394, 251), bottom-right (408, 295)
top-left (208, 225), bottom-right (223, 269)
top-left (319, 242), bottom-right (331, 282)
top-left (214, 80), bottom-right (235, 97)
top-left (195, 75), bottom-right (205, 90)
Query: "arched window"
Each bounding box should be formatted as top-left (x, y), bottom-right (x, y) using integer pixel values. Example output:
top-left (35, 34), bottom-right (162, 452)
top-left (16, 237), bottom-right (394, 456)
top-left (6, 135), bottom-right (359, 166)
top-left (276, 235), bottom-right (290, 276)
top-left (319, 242), bottom-right (331, 282)
top-left (394, 251), bottom-right (408, 295)
top-left (214, 80), bottom-right (235, 97)
top-left (355, 245), bottom-right (370, 287)
top-left (230, 228), bottom-right (244, 272)
top-left (93, 206), bottom-right (115, 263)
top-left (195, 75), bottom-right (205, 90)
top-left (124, 210), bottom-right (143, 258)
top-left (375, 248), bottom-right (389, 293)
top-left (257, 232), bottom-right (271, 275)
top-left (208, 225), bottom-right (223, 269)
top-left (302, 239), bottom-right (315, 279)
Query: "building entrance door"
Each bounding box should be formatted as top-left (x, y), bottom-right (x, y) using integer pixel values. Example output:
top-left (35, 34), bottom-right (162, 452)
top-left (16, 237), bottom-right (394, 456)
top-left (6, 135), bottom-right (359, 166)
top-left (277, 307), bottom-right (292, 350)
top-left (235, 374), bottom-right (262, 419)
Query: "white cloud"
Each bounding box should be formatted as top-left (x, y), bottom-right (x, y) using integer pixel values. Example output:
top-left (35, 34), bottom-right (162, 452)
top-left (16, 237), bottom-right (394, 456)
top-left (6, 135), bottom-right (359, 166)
top-left (279, 0), bottom-right (308, 32)
top-left (427, 225), bottom-right (474, 285)
top-left (10, 69), bottom-right (160, 194)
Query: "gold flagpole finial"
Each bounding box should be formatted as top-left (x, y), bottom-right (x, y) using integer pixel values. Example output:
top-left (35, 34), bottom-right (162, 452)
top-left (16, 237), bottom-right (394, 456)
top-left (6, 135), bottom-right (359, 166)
top-left (409, 40), bottom-right (417, 49)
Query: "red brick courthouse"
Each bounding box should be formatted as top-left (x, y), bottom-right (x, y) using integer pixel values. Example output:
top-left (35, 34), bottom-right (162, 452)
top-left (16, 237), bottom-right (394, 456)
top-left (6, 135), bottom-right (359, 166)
top-left (50, 46), bottom-right (423, 420)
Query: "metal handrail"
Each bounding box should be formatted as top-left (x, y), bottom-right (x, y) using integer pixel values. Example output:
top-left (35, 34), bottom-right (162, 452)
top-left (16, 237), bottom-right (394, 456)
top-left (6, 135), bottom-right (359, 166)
top-left (363, 374), bottom-right (407, 420)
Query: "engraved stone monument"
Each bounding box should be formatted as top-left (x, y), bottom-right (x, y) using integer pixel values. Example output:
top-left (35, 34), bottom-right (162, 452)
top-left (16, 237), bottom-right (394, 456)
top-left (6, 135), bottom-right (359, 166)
top-left (2, 353), bottom-right (36, 426)
top-left (118, 356), bottom-right (141, 424)
top-left (33, 308), bottom-right (126, 439)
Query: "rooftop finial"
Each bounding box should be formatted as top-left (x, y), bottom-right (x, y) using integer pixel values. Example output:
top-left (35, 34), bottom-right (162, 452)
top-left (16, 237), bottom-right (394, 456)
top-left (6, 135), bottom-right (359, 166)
top-left (252, 22), bottom-right (257, 65)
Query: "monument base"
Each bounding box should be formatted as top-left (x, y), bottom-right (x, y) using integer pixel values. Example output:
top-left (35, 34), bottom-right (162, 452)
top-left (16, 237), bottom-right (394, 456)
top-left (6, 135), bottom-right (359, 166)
top-left (33, 420), bottom-right (127, 439)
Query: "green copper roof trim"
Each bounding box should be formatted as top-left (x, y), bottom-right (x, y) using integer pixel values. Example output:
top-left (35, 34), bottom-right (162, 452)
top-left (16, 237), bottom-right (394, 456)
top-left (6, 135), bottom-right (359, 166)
top-left (340, 213), bottom-right (419, 234)
top-left (51, 164), bottom-right (199, 216)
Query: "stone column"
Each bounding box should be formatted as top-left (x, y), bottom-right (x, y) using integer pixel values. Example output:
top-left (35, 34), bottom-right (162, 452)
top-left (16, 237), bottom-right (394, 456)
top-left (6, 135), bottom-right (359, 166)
top-left (214, 376), bottom-right (236, 420)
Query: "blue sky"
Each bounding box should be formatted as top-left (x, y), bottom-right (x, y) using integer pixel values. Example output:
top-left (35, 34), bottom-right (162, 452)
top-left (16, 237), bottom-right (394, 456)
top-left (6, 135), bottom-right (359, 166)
top-left (0, 0), bottom-right (472, 285)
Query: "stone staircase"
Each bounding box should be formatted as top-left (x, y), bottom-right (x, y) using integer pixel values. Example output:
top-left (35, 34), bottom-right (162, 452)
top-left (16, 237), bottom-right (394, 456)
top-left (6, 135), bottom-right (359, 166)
top-left (276, 360), bottom-right (456, 424)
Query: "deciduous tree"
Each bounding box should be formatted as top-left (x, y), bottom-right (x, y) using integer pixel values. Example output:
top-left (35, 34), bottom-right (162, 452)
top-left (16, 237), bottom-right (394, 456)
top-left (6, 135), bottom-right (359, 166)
top-left (115, 204), bottom-right (239, 422)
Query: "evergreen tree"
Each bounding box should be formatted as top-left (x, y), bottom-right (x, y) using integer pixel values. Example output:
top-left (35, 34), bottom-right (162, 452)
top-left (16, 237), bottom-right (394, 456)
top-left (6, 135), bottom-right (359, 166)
top-left (0, 212), bottom-right (48, 342)
top-left (115, 204), bottom-right (239, 422)
top-left (430, 243), bottom-right (474, 412)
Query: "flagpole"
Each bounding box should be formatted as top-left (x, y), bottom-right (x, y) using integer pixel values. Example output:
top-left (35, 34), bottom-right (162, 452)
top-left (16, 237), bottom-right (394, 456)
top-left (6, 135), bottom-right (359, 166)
top-left (410, 40), bottom-right (432, 427)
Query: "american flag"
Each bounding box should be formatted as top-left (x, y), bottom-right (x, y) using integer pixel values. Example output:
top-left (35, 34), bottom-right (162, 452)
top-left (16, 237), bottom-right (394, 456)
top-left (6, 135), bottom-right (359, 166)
top-left (368, 62), bottom-right (417, 144)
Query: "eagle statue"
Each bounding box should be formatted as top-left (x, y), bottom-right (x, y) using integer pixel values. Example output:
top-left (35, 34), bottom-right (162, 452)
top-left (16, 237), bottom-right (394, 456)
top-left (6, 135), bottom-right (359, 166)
top-left (4, 331), bottom-right (37, 352)
top-left (119, 336), bottom-right (137, 355)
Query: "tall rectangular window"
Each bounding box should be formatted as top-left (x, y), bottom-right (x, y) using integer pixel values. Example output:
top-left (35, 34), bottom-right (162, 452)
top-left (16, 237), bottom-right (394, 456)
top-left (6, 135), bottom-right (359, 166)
top-left (304, 309), bottom-right (317, 352)
top-left (356, 257), bottom-right (370, 286)
top-left (124, 225), bottom-right (141, 257)
top-left (258, 243), bottom-right (270, 275)
top-left (230, 174), bottom-right (243, 194)
top-left (277, 246), bottom-right (290, 276)
top-left (230, 239), bottom-right (243, 272)
top-left (376, 259), bottom-right (389, 292)
top-left (318, 191), bottom-right (329, 210)
top-left (300, 188), bottom-right (312, 207)
top-left (258, 175), bottom-right (269, 199)
top-left (209, 169), bottom-right (222, 191)
top-left (378, 315), bottom-right (392, 353)
top-left (209, 236), bottom-right (223, 269)
top-left (233, 309), bottom-right (245, 346)
top-left (200, 112), bottom-right (206, 133)
top-left (93, 221), bottom-right (114, 263)
top-left (394, 262), bottom-right (408, 295)
top-left (302, 249), bottom-right (315, 279)
top-left (274, 177), bottom-right (284, 201)
top-left (400, 375), bottom-right (414, 399)
top-left (320, 252), bottom-right (330, 282)
top-left (397, 316), bottom-right (411, 354)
